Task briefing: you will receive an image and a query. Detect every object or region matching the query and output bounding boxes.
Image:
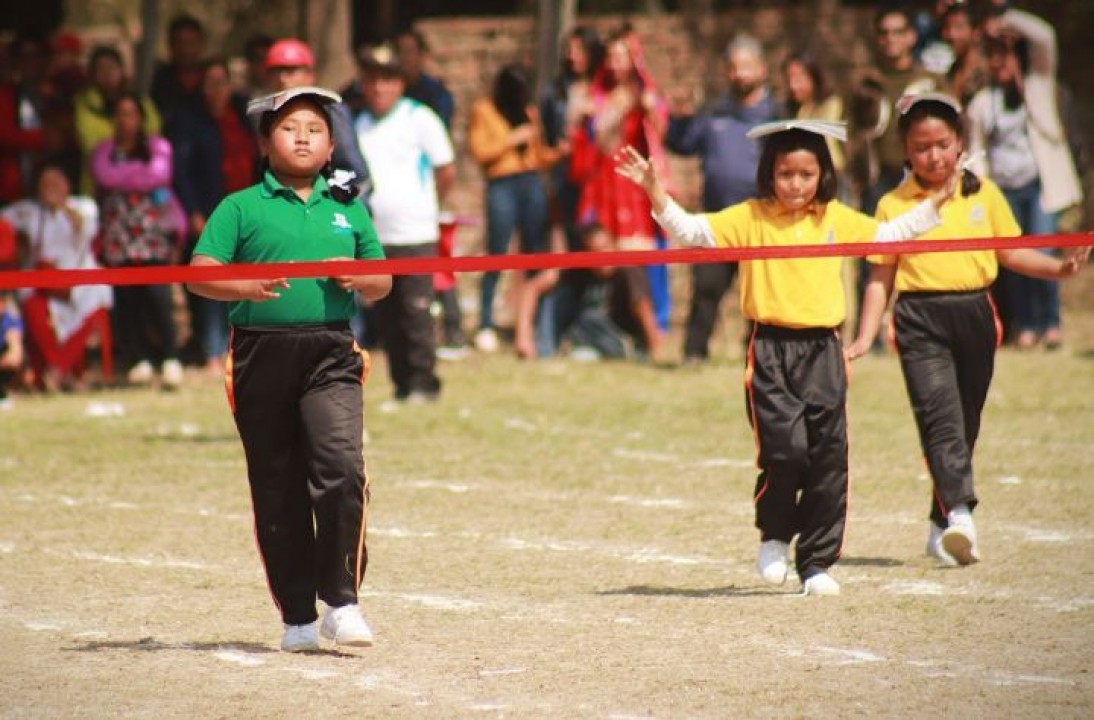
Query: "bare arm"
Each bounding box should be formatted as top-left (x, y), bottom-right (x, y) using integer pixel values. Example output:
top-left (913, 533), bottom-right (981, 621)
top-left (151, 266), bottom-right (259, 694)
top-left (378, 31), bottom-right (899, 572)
top-left (997, 247), bottom-right (1082, 280)
top-left (186, 254), bottom-right (289, 302)
top-left (434, 163), bottom-right (456, 205)
top-left (330, 261), bottom-right (392, 302)
top-left (846, 263), bottom-right (897, 361)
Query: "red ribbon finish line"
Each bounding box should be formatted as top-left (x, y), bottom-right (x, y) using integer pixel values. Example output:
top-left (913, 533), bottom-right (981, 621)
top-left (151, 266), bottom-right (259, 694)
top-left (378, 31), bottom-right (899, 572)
top-left (1, 233), bottom-right (1089, 290)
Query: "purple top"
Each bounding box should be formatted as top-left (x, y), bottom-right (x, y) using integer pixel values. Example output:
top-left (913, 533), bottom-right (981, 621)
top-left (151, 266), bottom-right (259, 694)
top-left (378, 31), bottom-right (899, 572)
top-left (89, 135), bottom-right (174, 192)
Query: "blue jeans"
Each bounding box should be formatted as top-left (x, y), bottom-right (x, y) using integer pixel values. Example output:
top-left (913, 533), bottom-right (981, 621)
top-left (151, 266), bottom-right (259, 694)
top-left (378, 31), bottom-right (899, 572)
top-left (1001, 180), bottom-right (1060, 334)
top-left (480, 171), bottom-right (548, 330)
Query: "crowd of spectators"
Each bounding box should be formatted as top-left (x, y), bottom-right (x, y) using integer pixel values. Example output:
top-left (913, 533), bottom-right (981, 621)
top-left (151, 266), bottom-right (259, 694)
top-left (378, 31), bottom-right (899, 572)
top-left (0, 0), bottom-right (1085, 404)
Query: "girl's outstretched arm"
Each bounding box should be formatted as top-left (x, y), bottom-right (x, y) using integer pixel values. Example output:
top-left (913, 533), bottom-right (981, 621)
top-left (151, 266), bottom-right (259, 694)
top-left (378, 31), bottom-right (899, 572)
top-left (998, 248), bottom-right (1084, 280)
top-left (614, 145), bottom-right (715, 248)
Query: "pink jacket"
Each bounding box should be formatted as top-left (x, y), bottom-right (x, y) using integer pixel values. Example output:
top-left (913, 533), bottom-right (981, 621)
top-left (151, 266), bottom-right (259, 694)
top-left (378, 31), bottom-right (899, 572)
top-left (89, 134), bottom-right (186, 241)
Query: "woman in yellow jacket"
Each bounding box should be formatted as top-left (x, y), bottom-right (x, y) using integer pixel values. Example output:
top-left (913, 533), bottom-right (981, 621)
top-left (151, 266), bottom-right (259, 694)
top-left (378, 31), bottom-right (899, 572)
top-left (74, 46), bottom-right (161, 194)
top-left (468, 63), bottom-right (560, 358)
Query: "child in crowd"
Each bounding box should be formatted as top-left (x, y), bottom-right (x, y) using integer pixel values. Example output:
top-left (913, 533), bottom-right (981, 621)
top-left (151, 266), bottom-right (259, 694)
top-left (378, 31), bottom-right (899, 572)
top-left (186, 86), bottom-right (391, 652)
top-left (0, 292), bottom-right (24, 409)
top-left (848, 92), bottom-right (1087, 567)
top-left (615, 119), bottom-right (955, 595)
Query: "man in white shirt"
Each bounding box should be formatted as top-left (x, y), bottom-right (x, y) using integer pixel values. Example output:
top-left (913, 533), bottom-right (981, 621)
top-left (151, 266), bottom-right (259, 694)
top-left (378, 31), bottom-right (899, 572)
top-left (355, 43), bottom-right (455, 402)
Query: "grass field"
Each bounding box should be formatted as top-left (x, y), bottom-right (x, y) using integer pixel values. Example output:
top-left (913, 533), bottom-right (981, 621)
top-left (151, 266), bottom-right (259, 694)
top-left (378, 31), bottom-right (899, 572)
top-left (1, 278), bottom-right (1092, 719)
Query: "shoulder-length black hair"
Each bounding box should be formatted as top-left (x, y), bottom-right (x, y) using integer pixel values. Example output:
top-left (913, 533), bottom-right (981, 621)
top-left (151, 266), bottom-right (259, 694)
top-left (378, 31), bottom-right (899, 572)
top-left (564, 25), bottom-right (604, 83)
top-left (897, 99), bottom-right (981, 195)
top-left (755, 129), bottom-right (838, 204)
top-left (112, 92), bottom-right (152, 163)
top-left (493, 63), bottom-right (532, 129)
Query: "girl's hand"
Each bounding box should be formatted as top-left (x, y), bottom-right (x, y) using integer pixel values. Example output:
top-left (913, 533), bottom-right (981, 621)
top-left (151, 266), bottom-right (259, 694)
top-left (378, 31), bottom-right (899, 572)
top-left (329, 259), bottom-right (360, 291)
top-left (613, 145), bottom-right (657, 192)
top-left (928, 166), bottom-right (960, 210)
top-left (510, 124), bottom-right (536, 148)
top-left (1059, 256), bottom-right (1083, 278)
top-left (245, 278), bottom-right (289, 301)
top-left (1066, 245), bottom-right (1091, 266)
top-left (843, 338), bottom-right (871, 362)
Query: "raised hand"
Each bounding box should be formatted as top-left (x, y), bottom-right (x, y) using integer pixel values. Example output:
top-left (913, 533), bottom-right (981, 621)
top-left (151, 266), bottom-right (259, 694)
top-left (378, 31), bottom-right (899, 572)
top-left (928, 162), bottom-right (961, 210)
top-left (613, 144), bottom-right (669, 213)
top-left (613, 145), bottom-right (656, 191)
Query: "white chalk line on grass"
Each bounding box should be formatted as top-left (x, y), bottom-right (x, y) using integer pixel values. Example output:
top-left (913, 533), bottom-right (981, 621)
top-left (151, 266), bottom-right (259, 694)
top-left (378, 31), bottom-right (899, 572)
top-left (786, 643), bottom-right (1077, 687)
top-left (496, 534), bottom-right (732, 568)
top-left (611, 447), bottom-right (754, 470)
top-left (882, 579), bottom-right (949, 596)
top-left (48, 548), bottom-right (215, 572)
top-left (360, 589), bottom-right (483, 612)
top-left (212, 649), bottom-right (264, 667)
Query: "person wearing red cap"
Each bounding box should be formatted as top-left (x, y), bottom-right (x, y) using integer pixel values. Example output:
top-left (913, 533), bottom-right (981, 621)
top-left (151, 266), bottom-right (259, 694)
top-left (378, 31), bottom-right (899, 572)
top-left (264, 38), bottom-right (373, 206)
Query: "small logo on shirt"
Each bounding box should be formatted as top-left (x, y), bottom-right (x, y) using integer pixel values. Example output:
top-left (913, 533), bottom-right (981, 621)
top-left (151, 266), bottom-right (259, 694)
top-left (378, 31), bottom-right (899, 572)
top-left (826, 229), bottom-right (836, 245)
top-left (331, 213), bottom-right (353, 229)
top-left (970, 205), bottom-right (985, 224)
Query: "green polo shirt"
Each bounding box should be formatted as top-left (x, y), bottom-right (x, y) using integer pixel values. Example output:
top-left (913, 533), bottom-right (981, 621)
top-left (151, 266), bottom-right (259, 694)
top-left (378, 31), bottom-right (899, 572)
top-left (194, 172), bottom-right (385, 326)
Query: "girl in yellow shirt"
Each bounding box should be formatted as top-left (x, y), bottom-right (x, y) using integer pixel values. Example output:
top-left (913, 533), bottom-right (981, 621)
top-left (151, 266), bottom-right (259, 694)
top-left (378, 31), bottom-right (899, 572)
top-left (849, 92), bottom-right (1086, 568)
top-left (616, 119), bottom-right (953, 595)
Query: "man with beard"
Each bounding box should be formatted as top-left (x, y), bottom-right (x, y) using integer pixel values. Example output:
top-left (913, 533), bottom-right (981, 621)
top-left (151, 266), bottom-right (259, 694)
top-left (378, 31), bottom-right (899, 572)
top-left (664, 34), bottom-right (779, 365)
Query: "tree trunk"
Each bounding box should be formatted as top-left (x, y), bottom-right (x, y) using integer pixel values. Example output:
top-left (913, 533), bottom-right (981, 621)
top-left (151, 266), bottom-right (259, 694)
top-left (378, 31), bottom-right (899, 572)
top-left (134, 0), bottom-right (160, 96)
top-left (535, 0), bottom-right (577, 97)
top-left (679, 0), bottom-right (716, 100)
top-left (308, 0), bottom-right (355, 88)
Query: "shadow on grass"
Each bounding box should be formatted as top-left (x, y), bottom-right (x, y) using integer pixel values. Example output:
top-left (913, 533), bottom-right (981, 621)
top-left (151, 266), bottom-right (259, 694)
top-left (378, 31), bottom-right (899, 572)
top-left (66, 637), bottom-right (358, 659)
top-left (839, 556), bottom-right (904, 567)
top-left (598, 585), bottom-right (789, 598)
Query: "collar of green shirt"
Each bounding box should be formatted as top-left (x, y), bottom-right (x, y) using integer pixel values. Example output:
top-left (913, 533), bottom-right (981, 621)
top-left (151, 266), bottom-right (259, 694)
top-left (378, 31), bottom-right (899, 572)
top-left (259, 170), bottom-right (332, 204)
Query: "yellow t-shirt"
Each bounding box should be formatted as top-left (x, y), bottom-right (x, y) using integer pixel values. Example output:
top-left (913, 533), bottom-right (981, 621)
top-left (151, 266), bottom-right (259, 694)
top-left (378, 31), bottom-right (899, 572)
top-left (869, 176), bottom-right (1021, 292)
top-left (705, 199), bottom-right (878, 329)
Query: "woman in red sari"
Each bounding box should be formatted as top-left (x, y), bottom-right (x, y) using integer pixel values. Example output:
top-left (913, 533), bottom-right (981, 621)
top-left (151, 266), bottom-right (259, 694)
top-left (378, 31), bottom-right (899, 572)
top-left (569, 26), bottom-right (668, 358)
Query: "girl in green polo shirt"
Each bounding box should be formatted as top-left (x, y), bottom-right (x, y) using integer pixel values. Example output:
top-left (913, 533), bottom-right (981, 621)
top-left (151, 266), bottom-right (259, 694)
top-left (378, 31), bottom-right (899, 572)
top-left (187, 87), bottom-right (391, 652)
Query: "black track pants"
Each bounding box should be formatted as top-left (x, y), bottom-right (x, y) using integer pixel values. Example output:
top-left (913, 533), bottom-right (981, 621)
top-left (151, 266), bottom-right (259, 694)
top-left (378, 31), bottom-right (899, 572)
top-left (893, 290), bottom-right (998, 526)
top-left (745, 324), bottom-right (848, 580)
top-left (228, 323), bottom-right (370, 625)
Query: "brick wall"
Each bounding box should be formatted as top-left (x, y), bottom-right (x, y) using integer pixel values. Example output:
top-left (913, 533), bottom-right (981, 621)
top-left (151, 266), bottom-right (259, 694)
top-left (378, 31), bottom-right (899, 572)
top-left (415, 7), bottom-right (1092, 256)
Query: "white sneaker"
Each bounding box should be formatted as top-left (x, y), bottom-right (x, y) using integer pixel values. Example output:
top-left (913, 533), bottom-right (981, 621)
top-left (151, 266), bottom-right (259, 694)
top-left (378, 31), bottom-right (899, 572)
top-left (757, 540), bottom-right (790, 585)
top-left (127, 360), bottom-right (154, 386)
top-left (281, 622), bottom-right (319, 652)
top-left (161, 359), bottom-right (184, 389)
top-left (436, 344), bottom-right (469, 361)
top-left (802, 572), bottom-right (841, 596)
top-left (474, 328), bottom-right (499, 353)
top-left (320, 604), bottom-right (374, 647)
top-left (926, 522), bottom-right (957, 566)
top-left (942, 510), bottom-right (980, 566)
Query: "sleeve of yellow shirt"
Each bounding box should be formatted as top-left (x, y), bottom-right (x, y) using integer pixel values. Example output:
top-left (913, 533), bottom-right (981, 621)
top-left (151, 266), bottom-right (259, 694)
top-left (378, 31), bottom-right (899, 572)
top-left (983, 181), bottom-right (1023, 238)
top-left (831, 201), bottom-right (880, 245)
top-left (703, 201), bottom-right (753, 248)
